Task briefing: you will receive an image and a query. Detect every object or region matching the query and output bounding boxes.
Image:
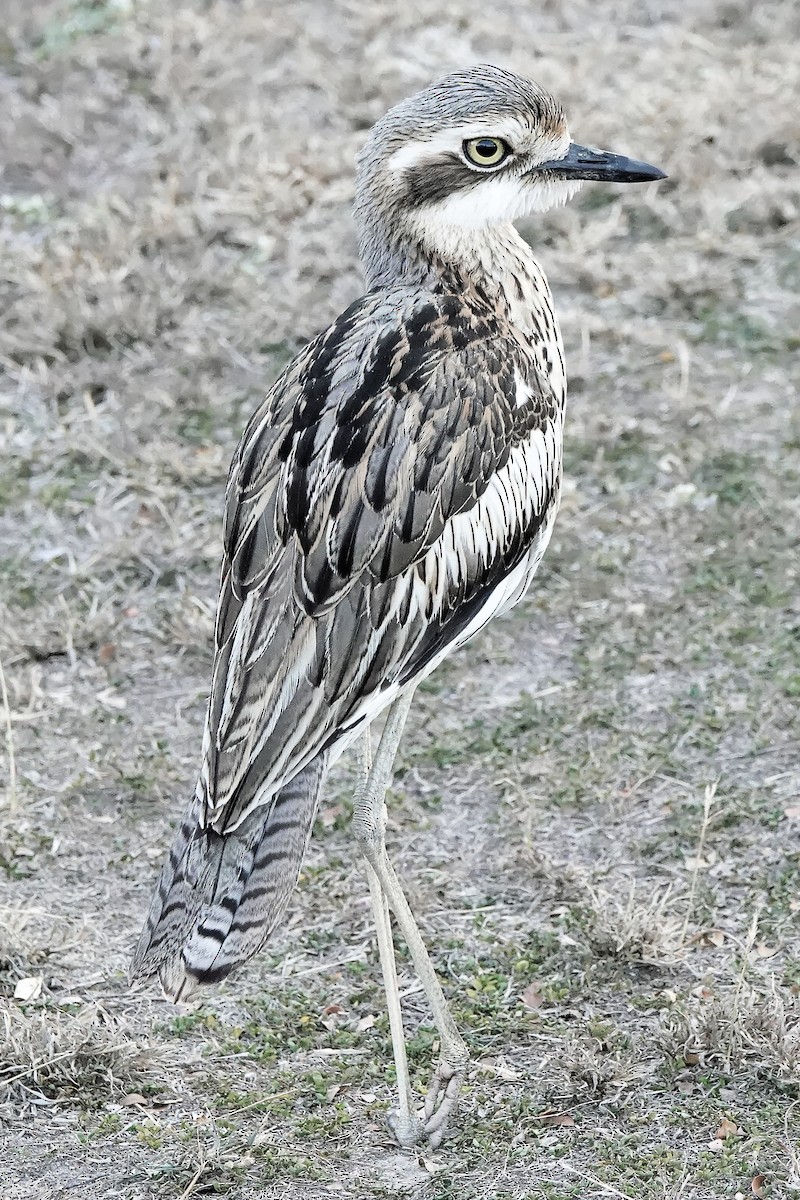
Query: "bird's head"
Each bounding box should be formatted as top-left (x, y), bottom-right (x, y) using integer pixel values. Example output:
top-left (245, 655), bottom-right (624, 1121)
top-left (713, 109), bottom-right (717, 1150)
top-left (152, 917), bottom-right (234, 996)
top-left (355, 64), bottom-right (665, 279)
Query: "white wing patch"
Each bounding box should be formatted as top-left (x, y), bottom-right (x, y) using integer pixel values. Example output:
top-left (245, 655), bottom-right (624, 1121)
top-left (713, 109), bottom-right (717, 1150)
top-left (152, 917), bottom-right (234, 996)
top-left (406, 410), bottom-right (563, 632)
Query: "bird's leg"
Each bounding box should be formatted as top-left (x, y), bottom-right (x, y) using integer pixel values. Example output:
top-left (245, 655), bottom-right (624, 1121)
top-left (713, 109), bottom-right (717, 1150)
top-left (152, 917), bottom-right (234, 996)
top-left (369, 846), bottom-right (469, 1148)
top-left (353, 688), bottom-right (469, 1149)
top-left (355, 730), bottom-right (422, 1148)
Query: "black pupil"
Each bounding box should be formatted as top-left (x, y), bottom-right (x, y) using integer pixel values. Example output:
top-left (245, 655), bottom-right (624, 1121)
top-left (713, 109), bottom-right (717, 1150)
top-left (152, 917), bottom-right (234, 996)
top-left (475, 139), bottom-right (499, 159)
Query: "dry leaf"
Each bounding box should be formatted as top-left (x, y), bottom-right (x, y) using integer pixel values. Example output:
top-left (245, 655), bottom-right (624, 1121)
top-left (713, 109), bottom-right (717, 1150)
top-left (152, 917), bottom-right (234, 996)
top-left (538, 1111), bottom-right (575, 1127)
top-left (753, 943), bottom-right (777, 959)
top-left (685, 852), bottom-right (715, 870)
top-left (683, 1049), bottom-right (700, 1066)
top-left (707, 1138), bottom-right (724, 1152)
top-left (422, 1158), bottom-right (445, 1175)
top-left (715, 1117), bottom-right (742, 1140)
top-left (318, 804), bottom-right (344, 828)
top-left (521, 983), bottom-right (544, 1009)
top-left (676, 1080), bottom-right (694, 1095)
top-left (14, 976), bottom-right (43, 1002)
top-left (95, 687), bottom-right (126, 711)
top-left (751, 1175), bottom-right (765, 1196)
top-left (784, 804), bottom-right (800, 820)
top-left (493, 1062), bottom-right (521, 1082)
top-left (356, 1013), bottom-right (376, 1032)
top-left (325, 1084), bottom-right (342, 1102)
top-left (321, 1002), bottom-right (343, 1030)
top-left (98, 642), bottom-right (117, 664)
top-left (120, 1093), bottom-right (147, 1106)
top-left (702, 929), bottom-right (725, 947)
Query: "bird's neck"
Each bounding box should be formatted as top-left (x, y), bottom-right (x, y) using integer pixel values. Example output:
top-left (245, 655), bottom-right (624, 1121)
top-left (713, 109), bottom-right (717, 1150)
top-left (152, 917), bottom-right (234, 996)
top-left (362, 216), bottom-right (552, 324)
top-left (359, 217), bottom-right (566, 401)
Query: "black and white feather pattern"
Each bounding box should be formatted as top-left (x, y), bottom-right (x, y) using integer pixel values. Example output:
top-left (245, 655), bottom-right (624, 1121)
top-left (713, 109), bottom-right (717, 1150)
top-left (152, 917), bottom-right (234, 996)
top-left (131, 276), bottom-right (563, 998)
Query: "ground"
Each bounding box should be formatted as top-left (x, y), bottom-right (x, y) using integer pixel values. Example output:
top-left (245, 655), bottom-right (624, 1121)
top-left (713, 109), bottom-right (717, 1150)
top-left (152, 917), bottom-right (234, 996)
top-left (0, 1), bottom-right (798, 1197)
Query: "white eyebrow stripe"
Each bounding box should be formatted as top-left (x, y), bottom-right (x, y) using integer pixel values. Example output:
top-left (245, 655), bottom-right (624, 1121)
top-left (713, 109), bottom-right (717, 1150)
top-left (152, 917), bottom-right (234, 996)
top-left (386, 119), bottom-right (528, 173)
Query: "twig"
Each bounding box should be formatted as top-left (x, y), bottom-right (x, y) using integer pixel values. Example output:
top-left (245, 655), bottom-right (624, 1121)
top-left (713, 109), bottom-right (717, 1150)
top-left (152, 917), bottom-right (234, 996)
top-left (782, 1099), bottom-right (800, 1182)
top-left (561, 1163), bottom-right (631, 1198)
top-left (220, 1089), bottom-right (296, 1118)
top-left (728, 906), bottom-right (761, 1072)
top-left (679, 780), bottom-right (718, 947)
top-left (178, 1162), bottom-right (208, 1200)
top-left (0, 648), bottom-right (17, 814)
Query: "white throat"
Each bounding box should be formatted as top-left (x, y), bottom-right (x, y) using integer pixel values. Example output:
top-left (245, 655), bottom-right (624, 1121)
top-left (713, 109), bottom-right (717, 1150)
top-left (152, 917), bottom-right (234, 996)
top-left (417, 174), bottom-right (581, 234)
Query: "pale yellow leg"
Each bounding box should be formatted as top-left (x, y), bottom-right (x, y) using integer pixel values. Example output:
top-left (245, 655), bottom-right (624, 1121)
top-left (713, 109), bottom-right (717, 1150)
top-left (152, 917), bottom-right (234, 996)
top-left (353, 689), bottom-right (469, 1148)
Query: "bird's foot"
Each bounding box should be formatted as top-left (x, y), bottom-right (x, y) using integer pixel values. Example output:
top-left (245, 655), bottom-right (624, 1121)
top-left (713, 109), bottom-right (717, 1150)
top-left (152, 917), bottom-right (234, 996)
top-left (421, 1057), bottom-right (466, 1148)
top-left (387, 1108), bottom-right (425, 1148)
top-left (387, 1059), bottom-right (465, 1149)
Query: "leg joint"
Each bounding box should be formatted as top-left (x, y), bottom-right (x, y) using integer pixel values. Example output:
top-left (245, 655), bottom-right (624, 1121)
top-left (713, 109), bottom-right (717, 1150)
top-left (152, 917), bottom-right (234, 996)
top-left (351, 808), bottom-right (384, 863)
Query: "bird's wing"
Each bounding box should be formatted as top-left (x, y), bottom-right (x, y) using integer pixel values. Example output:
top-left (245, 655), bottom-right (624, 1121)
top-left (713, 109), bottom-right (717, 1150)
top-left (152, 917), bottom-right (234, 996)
top-left (200, 287), bottom-right (561, 833)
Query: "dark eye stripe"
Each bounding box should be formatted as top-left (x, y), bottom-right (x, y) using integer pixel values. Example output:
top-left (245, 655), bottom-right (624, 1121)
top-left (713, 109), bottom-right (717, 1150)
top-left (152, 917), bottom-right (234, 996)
top-left (403, 157), bottom-right (484, 207)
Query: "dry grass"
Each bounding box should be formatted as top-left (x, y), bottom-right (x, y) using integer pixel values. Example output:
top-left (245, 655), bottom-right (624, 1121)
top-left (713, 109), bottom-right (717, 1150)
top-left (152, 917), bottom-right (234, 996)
top-left (0, 1001), bottom-right (158, 1108)
top-left (0, 649), bottom-right (18, 815)
top-left (0, 0), bottom-right (798, 1196)
top-left (0, 908), bottom-right (53, 988)
top-left (663, 981), bottom-right (800, 1083)
top-left (581, 880), bottom-right (684, 963)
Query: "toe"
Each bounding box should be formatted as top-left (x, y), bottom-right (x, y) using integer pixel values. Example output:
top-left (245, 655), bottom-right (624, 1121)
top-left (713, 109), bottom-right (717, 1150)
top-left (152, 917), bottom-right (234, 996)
top-left (422, 1065), bottom-right (464, 1145)
top-left (388, 1108), bottom-right (424, 1148)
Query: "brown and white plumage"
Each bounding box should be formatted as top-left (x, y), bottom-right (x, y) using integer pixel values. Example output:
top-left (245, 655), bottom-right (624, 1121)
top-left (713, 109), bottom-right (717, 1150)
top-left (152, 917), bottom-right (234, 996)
top-left (132, 281), bottom-right (561, 994)
top-left (131, 64), bottom-right (664, 1139)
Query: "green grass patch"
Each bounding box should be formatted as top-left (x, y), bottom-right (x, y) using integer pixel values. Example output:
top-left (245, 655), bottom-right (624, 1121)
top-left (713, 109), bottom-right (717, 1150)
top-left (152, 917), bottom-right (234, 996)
top-left (34, 0), bottom-right (130, 59)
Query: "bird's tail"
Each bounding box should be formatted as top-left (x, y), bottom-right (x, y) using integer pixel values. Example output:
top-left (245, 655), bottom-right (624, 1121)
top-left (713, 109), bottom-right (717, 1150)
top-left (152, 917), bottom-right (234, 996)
top-left (129, 755), bottom-right (327, 1001)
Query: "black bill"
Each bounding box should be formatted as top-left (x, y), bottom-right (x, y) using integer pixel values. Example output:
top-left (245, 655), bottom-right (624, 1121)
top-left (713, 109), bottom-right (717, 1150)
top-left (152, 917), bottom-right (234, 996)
top-left (537, 142), bottom-right (667, 183)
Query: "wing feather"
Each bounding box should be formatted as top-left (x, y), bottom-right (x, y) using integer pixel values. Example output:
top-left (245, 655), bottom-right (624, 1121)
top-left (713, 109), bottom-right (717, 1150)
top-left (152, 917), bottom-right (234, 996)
top-left (200, 286), bottom-right (561, 833)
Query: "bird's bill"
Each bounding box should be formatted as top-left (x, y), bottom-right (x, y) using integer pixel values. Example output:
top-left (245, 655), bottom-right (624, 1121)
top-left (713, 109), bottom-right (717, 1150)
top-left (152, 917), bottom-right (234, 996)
top-left (537, 142), bottom-right (667, 183)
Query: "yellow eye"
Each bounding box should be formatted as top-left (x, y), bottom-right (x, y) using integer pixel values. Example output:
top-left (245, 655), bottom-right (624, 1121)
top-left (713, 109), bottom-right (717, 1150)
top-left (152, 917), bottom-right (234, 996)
top-left (463, 137), bottom-right (511, 168)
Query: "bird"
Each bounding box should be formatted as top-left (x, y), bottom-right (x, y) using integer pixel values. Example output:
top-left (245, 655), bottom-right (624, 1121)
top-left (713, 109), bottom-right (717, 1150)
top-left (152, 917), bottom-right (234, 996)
top-left (130, 64), bottom-right (665, 1148)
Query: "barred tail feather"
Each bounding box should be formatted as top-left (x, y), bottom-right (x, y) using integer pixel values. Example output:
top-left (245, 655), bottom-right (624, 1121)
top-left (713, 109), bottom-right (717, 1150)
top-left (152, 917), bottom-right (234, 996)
top-left (129, 754), bottom-right (327, 1000)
